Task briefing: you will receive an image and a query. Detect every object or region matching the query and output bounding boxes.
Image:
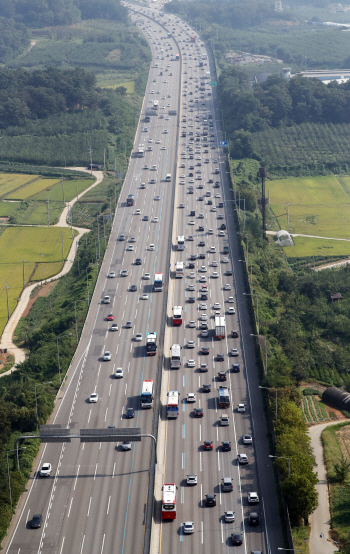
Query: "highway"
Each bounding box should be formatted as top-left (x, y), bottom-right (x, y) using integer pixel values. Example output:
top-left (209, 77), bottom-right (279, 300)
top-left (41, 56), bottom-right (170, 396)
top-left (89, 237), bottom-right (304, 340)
top-left (3, 3), bottom-right (284, 554)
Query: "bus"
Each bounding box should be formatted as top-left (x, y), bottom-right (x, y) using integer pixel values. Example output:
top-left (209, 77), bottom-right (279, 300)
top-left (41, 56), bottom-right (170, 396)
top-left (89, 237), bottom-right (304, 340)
top-left (175, 261), bottom-right (184, 278)
top-left (162, 484), bottom-right (177, 519)
top-left (170, 344), bottom-right (181, 369)
top-left (173, 306), bottom-right (183, 326)
top-left (154, 272), bottom-right (163, 291)
top-left (140, 379), bottom-right (154, 408)
top-left (177, 236), bottom-right (185, 251)
top-left (205, 71), bottom-right (210, 79)
top-left (167, 391), bottom-right (180, 418)
top-left (153, 99), bottom-right (159, 110)
top-left (137, 144), bottom-right (144, 157)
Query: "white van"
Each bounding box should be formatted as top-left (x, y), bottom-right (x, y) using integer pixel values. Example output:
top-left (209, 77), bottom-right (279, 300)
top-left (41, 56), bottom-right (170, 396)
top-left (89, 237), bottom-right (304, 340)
top-left (220, 414), bottom-right (229, 426)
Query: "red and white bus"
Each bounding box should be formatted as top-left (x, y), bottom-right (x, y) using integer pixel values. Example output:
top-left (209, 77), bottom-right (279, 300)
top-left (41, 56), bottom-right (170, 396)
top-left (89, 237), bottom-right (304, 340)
top-left (175, 261), bottom-right (184, 278)
top-left (162, 483), bottom-right (177, 519)
top-left (177, 235), bottom-right (185, 251)
top-left (173, 306), bottom-right (183, 326)
top-left (170, 344), bottom-right (181, 369)
top-left (167, 391), bottom-right (180, 418)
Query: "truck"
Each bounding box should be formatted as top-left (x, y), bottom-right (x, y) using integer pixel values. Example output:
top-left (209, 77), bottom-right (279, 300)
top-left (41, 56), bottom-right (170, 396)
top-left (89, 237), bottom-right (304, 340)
top-left (175, 54), bottom-right (179, 61)
top-left (215, 316), bottom-right (226, 339)
top-left (168, 109), bottom-right (177, 116)
top-left (145, 332), bottom-right (157, 356)
top-left (199, 61), bottom-right (203, 67)
top-left (126, 194), bottom-right (134, 206)
top-left (218, 387), bottom-right (230, 408)
top-left (223, 246), bottom-right (229, 255)
top-left (137, 145), bottom-right (144, 158)
top-left (191, 35), bottom-right (196, 43)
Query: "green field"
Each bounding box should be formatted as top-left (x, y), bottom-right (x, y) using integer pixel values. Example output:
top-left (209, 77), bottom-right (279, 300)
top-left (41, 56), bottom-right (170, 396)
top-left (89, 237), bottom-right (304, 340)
top-left (0, 227), bottom-right (74, 334)
top-left (269, 175), bottom-right (350, 239)
top-left (0, 173), bottom-right (40, 199)
top-left (6, 178), bottom-right (61, 200)
top-left (32, 262), bottom-right (63, 281)
top-left (33, 178), bottom-right (94, 202)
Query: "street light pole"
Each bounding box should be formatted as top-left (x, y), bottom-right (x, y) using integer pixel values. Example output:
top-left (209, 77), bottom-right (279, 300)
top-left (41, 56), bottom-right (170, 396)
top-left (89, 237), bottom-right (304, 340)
top-left (56, 333), bottom-right (72, 385)
top-left (277, 546), bottom-right (301, 553)
top-left (74, 299), bottom-right (88, 344)
top-left (250, 333), bottom-right (267, 373)
top-left (35, 382), bottom-right (52, 430)
top-left (6, 448), bottom-right (26, 510)
top-left (259, 386), bottom-right (277, 424)
top-left (244, 293), bottom-right (259, 333)
top-left (270, 455), bottom-right (290, 478)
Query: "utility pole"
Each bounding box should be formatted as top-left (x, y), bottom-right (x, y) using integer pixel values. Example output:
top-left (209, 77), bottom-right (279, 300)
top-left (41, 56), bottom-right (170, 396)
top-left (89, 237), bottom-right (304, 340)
top-left (61, 229), bottom-right (64, 263)
top-left (97, 216), bottom-right (100, 259)
top-left (89, 146), bottom-right (93, 176)
top-left (257, 165), bottom-right (268, 241)
top-left (61, 175), bottom-right (65, 205)
top-left (5, 283), bottom-right (10, 321)
top-left (47, 196), bottom-right (50, 226)
top-left (243, 198), bottom-right (246, 233)
top-left (286, 201), bottom-right (290, 231)
top-left (123, 140), bottom-right (127, 170)
top-left (76, 241), bottom-right (80, 275)
top-left (86, 267), bottom-right (90, 306)
top-left (22, 256), bottom-right (27, 290)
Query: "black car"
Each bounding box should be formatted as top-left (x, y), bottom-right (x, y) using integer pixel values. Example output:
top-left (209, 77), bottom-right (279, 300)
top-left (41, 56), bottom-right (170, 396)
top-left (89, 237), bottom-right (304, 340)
top-left (194, 407), bottom-right (204, 418)
top-left (130, 285), bottom-right (137, 291)
top-left (208, 178), bottom-right (213, 183)
top-left (126, 407), bottom-right (135, 418)
top-left (198, 226), bottom-right (204, 232)
top-left (249, 512), bottom-right (260, 526)
top-left (231, 533), bottom-right (243, 545)
top-left (201, 347), bottom-right (210, 355)
top-left (232, 330), bottom-right (239, 338)
top-left (199, 241), bottom-right (205, 247)
top-left (135, 258), bottom-right (142, 265)
top-left (143, 215), bottom-right (149, 221)
top-left (218, 371), bottom-right (226, 381)
top-left (188, 296), bottom-right (195, 303)
top-left (200, 294), bottom-right (208, 300)
top-left (206, 494), bottom-right (216, 507)
top-left (226, 270), bottom-right (233, 276)
top-left (220, 223), bottom-right (226, 230)
top-left (232, 364), bottom-right (240, 373)
top-left (214, 181), bottom-right (220, 188)
top-left (208, 200), bottom-right (212, 205)
top-left (189, 172), bottom-right (193, 177)
top-left (222, 441), bottom-right (232, 451)
top-left (188, 263), bottom-right (195, 269)
top-left (203, 383), bottom-right (211, 392)
top-left (31, 514), bottom-right (42, 529)
top-left (190, 254), bottom-right (197, 260)
top-left (217, 353), bottom-right (225, 361)
top-left (199, 253), bottom-right (206, 259)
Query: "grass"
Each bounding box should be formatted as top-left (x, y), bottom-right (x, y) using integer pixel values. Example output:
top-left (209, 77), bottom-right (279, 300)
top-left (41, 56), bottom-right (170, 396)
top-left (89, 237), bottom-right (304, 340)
top-left (284, 236), bottom-right (350, 258)
top-left (32, 262), bottom-right (63, 281)
top-left (0, 173), bottom-right (40, 199)
top-left (103, 80), bottom-right (135, 93)
top-left (268, 176), bottom-right (349, 207)
top-left (291, 524), bottom-right (310, 554)
top-left (33, 178), bottom-right (94, 202)
top-left (9, 202), bottom-right (63, 226)
top-left (6, 178), bottom-right (60, 200)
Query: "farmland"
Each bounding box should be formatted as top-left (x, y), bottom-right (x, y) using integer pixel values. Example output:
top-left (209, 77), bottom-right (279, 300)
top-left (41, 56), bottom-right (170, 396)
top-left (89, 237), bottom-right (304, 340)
top-left (0, 227), bottom-right (74, 335)
top-left (0, 173), bottom-right (40, 199)
top-left (284, 236), bottom-right (350, 259)
top-left (33, 177), bottom-right (94, 202)
top-left (6, 178), bottom-right (61, 200)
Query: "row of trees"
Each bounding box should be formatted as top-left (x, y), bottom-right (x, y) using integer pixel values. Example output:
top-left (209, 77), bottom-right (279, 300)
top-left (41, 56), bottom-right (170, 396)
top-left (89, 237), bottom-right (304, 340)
top-left (0, 17), bottom-right (29, 63)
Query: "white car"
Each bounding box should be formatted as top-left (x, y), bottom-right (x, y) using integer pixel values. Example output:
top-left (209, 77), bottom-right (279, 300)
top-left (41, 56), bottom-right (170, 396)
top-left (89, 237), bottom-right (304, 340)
top-left (156, 139), bottom-right (160, 144)
top-left (199, 276), bottom-right (207, 282)
top-left (141, 293), bottom-right (148, 300)
top-left (210, 246), bottom-right (216, 253)
top-left (224, 284), bottom-right (231, 290)
top-left (187, 340), bottom-right (195, 349)
top-left (103, 351), bottom-right (111, 361)
top-left (188, 321), bottom-right (196, 329)
top-left (104, 295), bottom-right (111, 304)
top-left (228, 296), bottom-right (234, 302)
top-left (121, 441), bottom-right (132, 451)
top-left (189, 220), bottom-right (195, 225)
top-left (243, 434), bottom-right (253, 444)
top-left (183, 521), bottom-right (194, 534)
top-left (115, 367), bottom-right (124, 378)
top-left (130, 237), bottom-right (136, 243)
top-left (231, 348), bottom-right (239, 357)
top-left (199, 303), bottom-right (207, 310)
top-left (186, 474), bottom-right (197, 485)
top-left (188, 235), bottom-right (194, 241)
top-left (161, 146), bottom-right (166, 150)
top-left (135, 333), bottom-right (143, 342)
top-left (40, 463), bottom-right (52, 477)
top-left (201, 313), bottom-right (207, 321)
top-left (198, 213), bottom-right (204, 219)
top-left (144, 273), bottom-right (151, 280)
top-left (149, 244), bottom-right (155, 250)
top-left (212, 260), bottom-right (218, 267)
top-left (109, 271), bottom-right (116, 278)
top-left (222, 257), bottom-right (229, 263)
top-left (213, 302), bottom-right (221, 309)
top-left (212, 272), bottom-right (219, 278)
top-left (238, 453), bottom-right (249, 464)
top-left (111, 323), bottom-right (118, 331)
top-left (200, 266), bottom-right (207, 272)
top-left (228, 306), bottom-right (236, 314)
top-left (238, 404), bottom-right (246, 412)
top-left (201, 329), bottom-right (209, 337)
top-left (208, 228), bottom-right (213, 234)
top-left (219, 231), bottom-right (225, 237)
top-left (189, 272), bottom-right (195, 278)
top-left (136, 209), bottom-right (141, 214)
top-left (155, 195), bottom-right (160, 200)
top-left (188, 359), bottom-right (195, 367)
top-left (187, 393), bottom-right (196, 403)
top-left (127, 245), bottom-right (134, 251)
top-left (224, 511), bottom-right (235, 523)
top-left (152, 164), bottom-right (157, 170)
top-left (89, 393), bottom-right (98, 403)
top-left (188, 284), bottom-right (195, 291)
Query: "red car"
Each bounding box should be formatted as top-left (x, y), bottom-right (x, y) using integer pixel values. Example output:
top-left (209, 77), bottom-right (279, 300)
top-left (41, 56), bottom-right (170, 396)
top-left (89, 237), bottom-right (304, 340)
top-left (107, 314), bottom-right (114, 321)
top-left (204, 440), bottom-right (213, 451)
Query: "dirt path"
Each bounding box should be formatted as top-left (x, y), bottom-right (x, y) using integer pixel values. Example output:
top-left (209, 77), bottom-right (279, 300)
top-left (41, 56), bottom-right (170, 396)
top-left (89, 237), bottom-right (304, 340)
top-left (309, 422), bottom-right (338, 554)
top-left (0, 168), bottom-right (104, 376)
top-left (266, 230), bottom-right (350, 242)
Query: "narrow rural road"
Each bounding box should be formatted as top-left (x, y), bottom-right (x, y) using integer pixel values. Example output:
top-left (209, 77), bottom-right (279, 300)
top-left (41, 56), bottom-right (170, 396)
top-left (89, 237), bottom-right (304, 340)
top-left (266, 230), bottom-right (350, 241)
top-left (309, 422), bottom-right (338, 554)
top-left (0, 168), bottom-right (104, 376)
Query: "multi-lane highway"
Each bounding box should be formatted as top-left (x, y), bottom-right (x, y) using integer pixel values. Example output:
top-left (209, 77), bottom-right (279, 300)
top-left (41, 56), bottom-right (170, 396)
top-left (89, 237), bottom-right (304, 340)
top-left (3, 3), bottom-right (284, 554)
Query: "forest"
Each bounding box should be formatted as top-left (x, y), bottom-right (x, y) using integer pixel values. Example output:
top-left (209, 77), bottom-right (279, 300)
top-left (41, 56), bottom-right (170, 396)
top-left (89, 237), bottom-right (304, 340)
top-left (0, 17), bottom-right (29, 63)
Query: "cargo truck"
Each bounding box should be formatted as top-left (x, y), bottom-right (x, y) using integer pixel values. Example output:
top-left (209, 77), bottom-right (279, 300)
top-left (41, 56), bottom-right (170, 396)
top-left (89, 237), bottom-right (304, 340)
top-left (126, 194), bottom-right (134, 206)
top-left (218, 387), bottom-right (230, 408)
top-left (145, 332), bottom-right (157, 356)
top-left (215, 316), bottom-right (226, 339)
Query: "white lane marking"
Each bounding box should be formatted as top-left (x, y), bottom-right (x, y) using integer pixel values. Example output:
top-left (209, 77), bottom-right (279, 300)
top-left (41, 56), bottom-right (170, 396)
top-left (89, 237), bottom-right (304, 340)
top-left (88, 409), bottom-right (91, 423)
top-left (26, 511), bottom-right (30, 528)
top-left (112, 463), bottom-right (116, 478)
top-left (128, 361), bottom-right (130, 373)
top-left (67, 497), bottom-right (73, 518)
top-left (109, 383), bottom-right (112, 397)
top-left (200, 451), bottom-right (202, 472)
top-left (73, 465), bottom-right (80, 490)
top-left (199, 423), bottom-right (201, 442)
top-left (94, 463), bottom-right (98, 480)
top-left (87, 497), bottom-right (92, 517)
top-left (59, 536), bottom-right (65, 554)
top-left (100, 534), bottom-right (105, 554)
top-left (106, 496), bottom-right (111, 515)
top-left (217, 451), bottom-right (220, 472)
top-left (80, 535), bottom-right (85, 554)
top-left (104, 407), bottom-right (108, 422)
top-left (201, 521), bottom-right (204, 544)
top-left (221, 520), bottom-right (224, 543)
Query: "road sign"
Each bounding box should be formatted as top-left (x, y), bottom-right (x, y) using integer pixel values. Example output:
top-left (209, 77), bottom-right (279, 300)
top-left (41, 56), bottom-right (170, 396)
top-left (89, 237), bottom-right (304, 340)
top-left (219, 141), bottom-right (228, 148)
top-left (209, 81), bottom-right (217, 86)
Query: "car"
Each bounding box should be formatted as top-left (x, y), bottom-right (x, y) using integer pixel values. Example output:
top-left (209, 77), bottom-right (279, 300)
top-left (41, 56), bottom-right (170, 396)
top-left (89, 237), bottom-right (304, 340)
top-left (226, 269), bottom-right (233, 276)
top-left (188, 322), bottom-right (196, 329)
top-left (217, 353), bottom-right (225, 361)
top-left (218, 371), bottom-right (226, 381)
top-left (31, 514), bottom-right (43, 528)
top-left (243, 434), bottom-right (253, 444)
top-left (198, 241), bottom-right (205, 247)
top-left (249, 512), bottom-right (260, 525)
top-left (141, 183), bottom-right (146, 189)
top-left (200, 320), bottom-right (208, 329)
top-left (212, 260), bottom-right (218, 267)
top-left (189, 220), bottom-right (195, 225)
top-left (248, 491), bottom-right (259, 503)
top-left (201, 329), bottom-right (209, 337)
top-left (183, 521), bottom-right (195, 534)
top-left (231, 533), bottom-right (243, 546)
top-left (199, 303), bottom-right (207, 310)
top-left (107, 313), bottom-right (114, 321)
top-left (144, 272), bottom-right (151, 280)
top-left (189, 272), bottom-right (195, 278)
top-left (125, 321), bottom-right (132, 328)
top-left (188, 296), bottom-right (195, 303)
top-left (205, 494), bottom-right (216, 506)
top-left (109, 271), bottom-right (116, 278)
top-left (218, 214), bottom-right (224, 220)
top-left (103, 295), bottom-right (111, 304)
top-left (200, 363), bottom-right (208, 372)
top-left (188, 262), bottom-right (195, 269)
top-left (136, 208), bottom-right (141, 214)
top-left (222, 257), bottom-right (229, 263)
top-left (135, 333), bottom-right (143, 342)
top-left (188, 359), bottom-right (195, 367)
top-left (119, 234), bottom-right (125, 241)
top-left (188, 284), bottom-right (195, 291)
top-left (198, 213), bottom-right (204, 219)
top-left (190, 254), bottom-right (197, 260)
top-left (103, 351), bottom-right (111, 361)
top-left (120, 269), bottom-right (128, 277)
top-left (232, 330), bottom-right (239, 338)
top-left (200, 265), bottom-right (207, 272)
top-left (202, 383), bottom-right (211, 392)
top-left (143, 215), bottom-right (149, 221)
top-left (187, 393), bottom-right (196, 403)
top-left (186, 474), bottom-right (197, 485)
top-left (111, 323), bottom-right (118, 331)
top-left (121, 441), bottom-right (132, 451)
top-left (222, 441), bottom-right (232, 452)
top-left (149, 244), bottom-right (155, 250)
top-left (204, 440), bottom-right (213, 451)
top-left (89, 393), bottom-right (98, 403)
top-left (213, 302), bottom-right (221, 310)
top-left (224, 284), bottom-right (231, 290)
top-left (127, 245), bottom-right (134, 251)
top-left (40, 463), bottom-right (52, 477)
top-left (130, 285), bottom-right (137, 291)
top-left (141, 293), bottom-right (148, 300)
top-left (232, 364), bottom-right (240, 373)
top-left (115, 367), bottom-right (124, 378)
top-left (201, 347), bottom-right (209, 355)
top-left (124, 407), bottom-right (135, 419)
top-left (194, 407), bottom-right (204, 417)
top-left (179, 203), bottom-right (185, 208)
top-left (199, 253), bottom-right (206, 259)
top-left (130, 237), bottom-right (136, 243)
top-left (231, 347), bottom-right (239, 356)
top-left (222, 476), bottom-right (233, 491)
top-left (238, 453), bottom-right (249, 464)
top-left (198, 224), bottom-right (204, 231)
top-left (200, 313), bottom-right (208, 321)
top-left (228, 306), bottom-right (236, 314)
top-left (238, 404), bottom-right (246, 412)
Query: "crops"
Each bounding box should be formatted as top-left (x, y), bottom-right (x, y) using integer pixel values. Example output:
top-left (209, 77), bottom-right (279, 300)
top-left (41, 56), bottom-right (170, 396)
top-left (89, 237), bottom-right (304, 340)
top-left (0, 173), bottom-right (40, 199)
top-left (6, 178), bottom-right (61, 200)
top-left (285, 236), bottom-right (350, 258)
top-left (33, 178), bottom-right (94, 202)
top-left (32, 262), bottom-right (63, 281)
top-left (301, 395), bottom-right (330, 425)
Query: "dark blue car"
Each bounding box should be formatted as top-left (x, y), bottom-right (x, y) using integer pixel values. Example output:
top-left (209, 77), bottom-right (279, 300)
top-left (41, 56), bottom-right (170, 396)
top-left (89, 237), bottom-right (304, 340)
top-left (126, 408), bottom-right (135, 418)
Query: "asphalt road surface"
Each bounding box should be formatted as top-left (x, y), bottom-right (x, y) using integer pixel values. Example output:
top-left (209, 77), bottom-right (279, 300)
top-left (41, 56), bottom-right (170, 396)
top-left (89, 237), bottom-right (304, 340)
top-left (4, 4), bottom-right (284, 554)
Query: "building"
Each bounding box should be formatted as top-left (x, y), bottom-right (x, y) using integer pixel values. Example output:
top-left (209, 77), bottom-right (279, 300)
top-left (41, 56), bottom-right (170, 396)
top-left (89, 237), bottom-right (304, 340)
top-left (282, 67), bottom-right (350, 85)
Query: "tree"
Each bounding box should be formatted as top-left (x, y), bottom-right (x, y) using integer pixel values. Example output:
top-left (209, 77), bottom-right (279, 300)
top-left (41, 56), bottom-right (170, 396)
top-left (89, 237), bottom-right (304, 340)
top-left (281, 473), bottom-right (318, 524)
top-left (333, 455), bottom-right (350, 483)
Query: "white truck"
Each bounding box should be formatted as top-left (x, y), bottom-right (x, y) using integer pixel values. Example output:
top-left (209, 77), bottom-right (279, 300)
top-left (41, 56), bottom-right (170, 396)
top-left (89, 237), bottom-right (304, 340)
top-left (215, 316), bottom-right (226, 339)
